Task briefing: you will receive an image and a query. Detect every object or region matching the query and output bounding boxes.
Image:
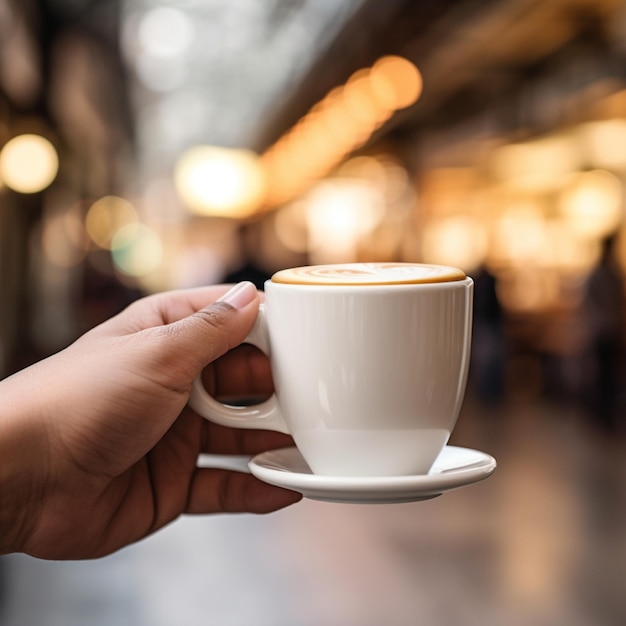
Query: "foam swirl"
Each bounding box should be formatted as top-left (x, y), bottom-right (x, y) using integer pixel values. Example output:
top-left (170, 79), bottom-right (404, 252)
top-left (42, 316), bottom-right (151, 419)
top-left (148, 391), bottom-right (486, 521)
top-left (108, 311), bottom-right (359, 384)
top-left (271, 263), bottom-right (466, 285)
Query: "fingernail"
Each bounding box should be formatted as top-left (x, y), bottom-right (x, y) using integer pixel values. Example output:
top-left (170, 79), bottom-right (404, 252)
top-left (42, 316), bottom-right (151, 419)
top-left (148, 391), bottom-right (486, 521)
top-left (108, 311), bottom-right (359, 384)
top-left (217, 281), bottom-right (257, 310)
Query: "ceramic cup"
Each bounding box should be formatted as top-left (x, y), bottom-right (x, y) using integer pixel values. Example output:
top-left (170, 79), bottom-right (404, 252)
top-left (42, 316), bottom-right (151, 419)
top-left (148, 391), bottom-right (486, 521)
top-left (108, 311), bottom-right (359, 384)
top-left (189, 262), bottom-right (474, 477)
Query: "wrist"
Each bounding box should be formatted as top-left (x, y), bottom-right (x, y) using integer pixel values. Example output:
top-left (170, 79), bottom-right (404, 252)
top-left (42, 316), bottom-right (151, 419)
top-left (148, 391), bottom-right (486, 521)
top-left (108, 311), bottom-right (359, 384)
top-left (0, 372), bottom-right (50, 555)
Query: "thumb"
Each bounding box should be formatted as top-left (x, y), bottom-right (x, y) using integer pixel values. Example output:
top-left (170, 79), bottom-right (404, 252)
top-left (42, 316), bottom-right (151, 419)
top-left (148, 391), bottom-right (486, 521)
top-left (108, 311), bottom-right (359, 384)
top-left (158, 282), bottom-right (261, 383)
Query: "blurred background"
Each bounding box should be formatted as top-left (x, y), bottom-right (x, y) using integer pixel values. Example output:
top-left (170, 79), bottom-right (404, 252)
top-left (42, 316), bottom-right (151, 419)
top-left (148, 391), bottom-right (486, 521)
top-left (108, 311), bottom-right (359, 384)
top-left (1, 0), bottom-right (625, 624)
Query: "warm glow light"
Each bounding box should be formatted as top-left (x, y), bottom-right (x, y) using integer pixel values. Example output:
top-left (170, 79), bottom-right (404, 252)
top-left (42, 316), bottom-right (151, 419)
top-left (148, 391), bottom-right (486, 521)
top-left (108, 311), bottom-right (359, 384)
top-left (0, 134), bottom-right (59, 193)
top-left (492, 136), bottom-right (581, 192)
top-left (174, 146), bottom-right (265, 218)
top-left (274, 202), bottom-right (309, 253)
top-left (580, 119), bottom-right (626, 171)
top-left (305, 179), bottom-right (384, 263)
top-left (112, 223), bottom-right (163, 276)
top-left (422, 215), bottom-right (488, 271)
top-left (493, 203), bottom-right (548, 264)
top-left (86, 196), bottom-right (139, 249)
top-left (342, 70), bottom-right (385, 128)
top-left (370, 56), bottom-right (423, 110)
top-left (545, 220), bottom-right (600, 273)
top-left (318, 104), bottom-right (361, 150)
top-left (262, 55), bottom-right (422, 208)
top-left (559, 170), bottom-right (623, 238)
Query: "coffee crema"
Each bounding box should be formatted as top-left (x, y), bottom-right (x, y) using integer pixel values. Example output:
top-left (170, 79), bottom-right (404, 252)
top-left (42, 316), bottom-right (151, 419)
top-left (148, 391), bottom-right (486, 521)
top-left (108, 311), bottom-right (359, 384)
top-left (271, 263), bottom-right (466, 286)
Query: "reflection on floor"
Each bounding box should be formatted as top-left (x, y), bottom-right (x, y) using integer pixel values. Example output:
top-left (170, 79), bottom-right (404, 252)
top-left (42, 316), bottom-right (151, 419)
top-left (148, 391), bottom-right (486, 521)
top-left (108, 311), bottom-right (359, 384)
top-left (1, 397), bottom-right (625, 626)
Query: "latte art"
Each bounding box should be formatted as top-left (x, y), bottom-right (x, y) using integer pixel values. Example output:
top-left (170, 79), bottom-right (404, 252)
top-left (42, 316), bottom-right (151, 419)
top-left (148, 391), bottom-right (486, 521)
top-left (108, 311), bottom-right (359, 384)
top-left (271, 263), bottom-right (466, 286)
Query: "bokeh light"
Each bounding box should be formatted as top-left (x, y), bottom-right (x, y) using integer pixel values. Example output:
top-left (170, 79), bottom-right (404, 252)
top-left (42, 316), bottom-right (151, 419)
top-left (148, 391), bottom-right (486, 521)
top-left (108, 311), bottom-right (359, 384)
top-left (370, 55), bottom-right (423, 110)
top-left (492, 135), bottom-right (581, 192)
top-left (137, 7), bottom-right (195, 59)
top-left (580, 119), bottom-right (626, 171)
top-left (262, 55), bottom-right (422, 208)
top-left (305, 179), bottom-right (384, 263)
top-left (174, 146), bottom-right (266, 218)
top-left (558, 170), bottom-right (623, 238)
top-left (111, 223), bottom-right (163, 277)
top-left (0, 134), bottom-right (59, 193)
top-left (85, 195), bottom-right (139, 249)
top-left (492, 202), bottom-right (548, 265)
top-left (422, 215), bottom-right (488, 271)
top-left (124, 6), bottom-right (195, 93)
top-left (274, 201), bottom-right (309, 253)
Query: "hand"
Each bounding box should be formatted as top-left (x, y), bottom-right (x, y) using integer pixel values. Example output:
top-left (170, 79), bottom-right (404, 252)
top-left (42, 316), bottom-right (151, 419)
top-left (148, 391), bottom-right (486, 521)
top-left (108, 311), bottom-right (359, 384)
top-left (0, 282), bottom-right (300, 560)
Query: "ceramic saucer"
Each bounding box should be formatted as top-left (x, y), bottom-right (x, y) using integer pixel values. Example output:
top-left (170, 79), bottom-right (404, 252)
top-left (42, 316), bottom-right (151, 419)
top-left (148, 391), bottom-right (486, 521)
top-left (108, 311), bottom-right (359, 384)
top-left (248, 445), bottom-right (496, 504)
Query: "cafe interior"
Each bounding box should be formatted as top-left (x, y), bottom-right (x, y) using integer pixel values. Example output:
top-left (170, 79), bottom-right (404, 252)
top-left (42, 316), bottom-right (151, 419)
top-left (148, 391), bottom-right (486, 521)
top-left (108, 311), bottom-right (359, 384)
top-left (1, 0), bottom-right (625, 624)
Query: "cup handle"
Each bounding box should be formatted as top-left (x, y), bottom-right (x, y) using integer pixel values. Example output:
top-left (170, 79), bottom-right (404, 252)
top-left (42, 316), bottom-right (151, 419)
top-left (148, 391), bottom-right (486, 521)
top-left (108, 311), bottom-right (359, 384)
top-left (188, 304), bottom-right (290, 434)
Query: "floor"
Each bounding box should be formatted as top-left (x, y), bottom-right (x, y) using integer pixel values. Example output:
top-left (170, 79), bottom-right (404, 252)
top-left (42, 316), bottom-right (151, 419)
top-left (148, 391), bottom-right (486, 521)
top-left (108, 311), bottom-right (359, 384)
top-left (1, 396), bottom-right (625, 626)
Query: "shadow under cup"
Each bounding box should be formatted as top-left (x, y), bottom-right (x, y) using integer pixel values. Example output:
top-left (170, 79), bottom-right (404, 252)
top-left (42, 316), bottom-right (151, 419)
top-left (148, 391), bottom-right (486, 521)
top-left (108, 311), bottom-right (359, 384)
top-left (191, 263), bottom-right (474, 477)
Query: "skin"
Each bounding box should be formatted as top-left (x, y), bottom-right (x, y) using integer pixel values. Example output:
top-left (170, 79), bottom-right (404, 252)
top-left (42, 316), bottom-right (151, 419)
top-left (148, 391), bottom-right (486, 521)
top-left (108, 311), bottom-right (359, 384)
top-left (0, 282), bottom-right (301, 560)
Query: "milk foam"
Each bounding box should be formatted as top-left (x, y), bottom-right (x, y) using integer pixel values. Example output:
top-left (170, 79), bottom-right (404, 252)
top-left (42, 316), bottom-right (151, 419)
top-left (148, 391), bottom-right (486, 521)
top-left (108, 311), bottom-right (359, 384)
top-left (271, 263), bottom-right (466, 285)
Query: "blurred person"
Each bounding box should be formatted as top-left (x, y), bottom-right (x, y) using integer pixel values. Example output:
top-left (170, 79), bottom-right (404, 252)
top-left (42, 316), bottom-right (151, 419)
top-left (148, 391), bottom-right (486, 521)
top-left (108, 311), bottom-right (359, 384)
top-left (0, 282), bottom-right (300, 561)
top-left (470, 265), bottom-right (506, 406)
top-left (224, 222), bottom-right (272, 290)
top-left (582, 235), bottom-right (626, 433)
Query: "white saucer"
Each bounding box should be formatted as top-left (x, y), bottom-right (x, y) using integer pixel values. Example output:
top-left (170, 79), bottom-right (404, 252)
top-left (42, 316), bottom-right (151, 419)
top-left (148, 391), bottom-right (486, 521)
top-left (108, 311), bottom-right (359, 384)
top-left (248, 445), bottom-right (496, 504)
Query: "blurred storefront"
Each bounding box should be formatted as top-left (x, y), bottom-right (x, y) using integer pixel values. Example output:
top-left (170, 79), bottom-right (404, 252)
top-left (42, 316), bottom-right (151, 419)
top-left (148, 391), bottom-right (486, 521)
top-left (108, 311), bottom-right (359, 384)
top-left (2, 0), bottom-right (626, 428)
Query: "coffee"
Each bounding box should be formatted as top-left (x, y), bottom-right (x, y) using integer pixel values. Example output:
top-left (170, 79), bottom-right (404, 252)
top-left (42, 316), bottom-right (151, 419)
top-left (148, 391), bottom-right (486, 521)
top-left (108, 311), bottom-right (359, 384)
top-left (189, 263), bottom-right (474, 477)
top-left (271, 262), bottom-right (466, 286)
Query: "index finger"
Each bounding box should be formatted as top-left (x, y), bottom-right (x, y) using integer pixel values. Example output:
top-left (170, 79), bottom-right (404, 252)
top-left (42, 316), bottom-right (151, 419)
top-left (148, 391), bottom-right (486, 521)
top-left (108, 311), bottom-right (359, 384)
top-left (99, 285), bottom-right (237, 335)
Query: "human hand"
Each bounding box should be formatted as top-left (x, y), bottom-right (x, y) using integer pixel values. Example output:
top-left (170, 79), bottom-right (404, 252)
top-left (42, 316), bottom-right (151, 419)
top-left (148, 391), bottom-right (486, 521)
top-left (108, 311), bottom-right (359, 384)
top-left (0, 282), bottom-right (300, 560)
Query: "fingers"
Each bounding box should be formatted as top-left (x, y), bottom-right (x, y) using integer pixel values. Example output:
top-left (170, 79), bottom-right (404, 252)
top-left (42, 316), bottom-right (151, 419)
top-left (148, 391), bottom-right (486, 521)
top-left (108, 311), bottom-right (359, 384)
top-left (120, 282), bottom-right (261, 391)
top-left (201, 344), bottom-right (273, 403)
top-left (85, 282), bottom-right (269, 403)
top-left (93, 285), bottom-right (236, 335)
top-left (150, 285), bottom-right (235, 325)
top-left (166, 282), bottom-right (261, 367)
top-left (186, 468), bottom-right (302, 514)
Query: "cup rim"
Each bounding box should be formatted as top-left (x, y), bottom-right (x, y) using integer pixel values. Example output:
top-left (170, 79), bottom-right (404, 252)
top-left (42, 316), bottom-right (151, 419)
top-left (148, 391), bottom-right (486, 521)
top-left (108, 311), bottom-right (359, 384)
top-left (265, 275), bottom-right (473, 291)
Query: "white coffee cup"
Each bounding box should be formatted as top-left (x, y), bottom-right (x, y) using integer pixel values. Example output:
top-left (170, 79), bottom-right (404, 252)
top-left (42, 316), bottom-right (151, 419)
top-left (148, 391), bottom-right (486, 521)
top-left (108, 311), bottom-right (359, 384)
top-left (189, 263), bottom-right (473, 477)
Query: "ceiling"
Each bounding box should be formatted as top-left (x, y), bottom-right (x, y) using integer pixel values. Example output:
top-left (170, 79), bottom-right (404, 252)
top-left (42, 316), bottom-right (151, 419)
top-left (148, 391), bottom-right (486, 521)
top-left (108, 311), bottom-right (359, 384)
top-left (5, 0), bottom-right (626, 187)
top-left (120, 0), bottom-right (367, 176)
